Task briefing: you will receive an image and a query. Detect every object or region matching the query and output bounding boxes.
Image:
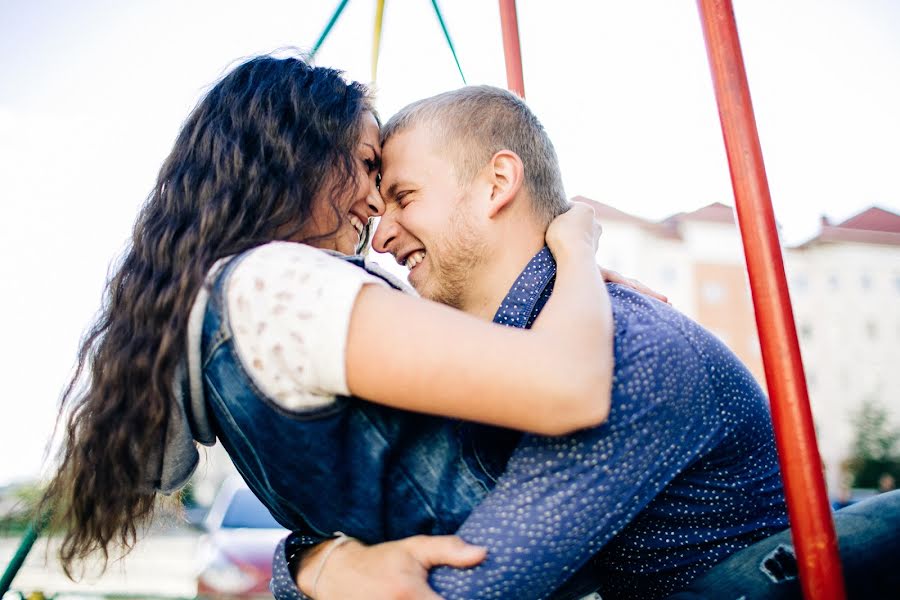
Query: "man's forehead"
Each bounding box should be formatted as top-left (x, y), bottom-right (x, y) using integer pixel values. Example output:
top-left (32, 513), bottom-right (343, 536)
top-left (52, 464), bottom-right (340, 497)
top-left (380, 128), bottom-right (433, 191)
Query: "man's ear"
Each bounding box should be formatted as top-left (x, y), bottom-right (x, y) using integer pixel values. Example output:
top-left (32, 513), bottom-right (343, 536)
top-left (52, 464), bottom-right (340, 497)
top-left (486, 150), bottom-right (524, 219)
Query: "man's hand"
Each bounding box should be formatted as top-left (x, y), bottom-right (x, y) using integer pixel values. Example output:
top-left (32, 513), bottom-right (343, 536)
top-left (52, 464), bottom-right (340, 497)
top-left (297, 535), bottom-right (487, 600)
top-left (599, 267), bottom-right (670, 304)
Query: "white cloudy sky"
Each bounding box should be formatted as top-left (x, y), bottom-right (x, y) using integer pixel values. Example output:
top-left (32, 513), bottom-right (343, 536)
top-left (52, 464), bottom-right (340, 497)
top-left (1, 0), bottom-right (898, 486)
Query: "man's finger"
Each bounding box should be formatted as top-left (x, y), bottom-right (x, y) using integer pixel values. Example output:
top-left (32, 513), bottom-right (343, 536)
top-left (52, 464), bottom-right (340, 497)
top-left (401, 535), bottom-right (487, 569)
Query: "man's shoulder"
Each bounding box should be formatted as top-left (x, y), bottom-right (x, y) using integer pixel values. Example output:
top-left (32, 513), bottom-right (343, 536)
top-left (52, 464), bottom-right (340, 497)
top-left (605, 283), bottom-right (724, 364)
top-left (605, 283), bottom-right (685, 330)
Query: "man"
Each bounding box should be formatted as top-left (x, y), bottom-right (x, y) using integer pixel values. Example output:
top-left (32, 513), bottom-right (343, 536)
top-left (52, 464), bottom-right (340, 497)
top-left (272, 86), bottom-right (791, 599)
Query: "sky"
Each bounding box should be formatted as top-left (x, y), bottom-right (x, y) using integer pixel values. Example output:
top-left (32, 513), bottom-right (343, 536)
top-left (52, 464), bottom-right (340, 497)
top-left (1, 0), bottom-right (898, 486)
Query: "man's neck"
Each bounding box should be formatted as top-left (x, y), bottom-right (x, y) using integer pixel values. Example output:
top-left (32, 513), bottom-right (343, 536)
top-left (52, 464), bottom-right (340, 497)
top-left (459, 229), bottom-right (546, 322)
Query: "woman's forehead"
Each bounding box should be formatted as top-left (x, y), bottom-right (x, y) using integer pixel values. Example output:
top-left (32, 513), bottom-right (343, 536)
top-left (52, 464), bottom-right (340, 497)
top-left (361, 112), bottom-right (381, 149)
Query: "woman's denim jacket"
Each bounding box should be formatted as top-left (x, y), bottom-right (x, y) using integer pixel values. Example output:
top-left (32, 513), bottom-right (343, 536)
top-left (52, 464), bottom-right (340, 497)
top-left (188, 251), bottom-right (499, 543)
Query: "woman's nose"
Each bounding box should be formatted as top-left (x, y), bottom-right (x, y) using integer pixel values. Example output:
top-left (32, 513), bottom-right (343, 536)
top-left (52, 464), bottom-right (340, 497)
top-left (366, 177), bottom-right (385, 217)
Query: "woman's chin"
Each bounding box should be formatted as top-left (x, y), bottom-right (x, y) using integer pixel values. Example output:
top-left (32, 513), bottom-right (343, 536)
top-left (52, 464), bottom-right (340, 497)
top-left (337, 234), bottom-right (363, 255)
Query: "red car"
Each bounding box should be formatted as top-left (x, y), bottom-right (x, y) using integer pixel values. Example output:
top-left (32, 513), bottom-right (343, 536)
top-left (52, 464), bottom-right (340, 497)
top-left (197, 478), bottom-right (288, 598)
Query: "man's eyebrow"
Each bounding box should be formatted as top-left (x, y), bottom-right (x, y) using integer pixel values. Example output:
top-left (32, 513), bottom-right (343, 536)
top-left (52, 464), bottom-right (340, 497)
top-left (383, 179), bottom-right (413, 200)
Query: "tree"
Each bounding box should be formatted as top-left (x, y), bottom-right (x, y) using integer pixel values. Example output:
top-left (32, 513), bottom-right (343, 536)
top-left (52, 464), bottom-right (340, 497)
top-left (846, 398), bottom-right (900, 489)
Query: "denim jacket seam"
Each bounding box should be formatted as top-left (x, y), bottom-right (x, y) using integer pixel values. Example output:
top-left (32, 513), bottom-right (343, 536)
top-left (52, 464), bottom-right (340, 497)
top-left (470, 442), bottom-right (502, 486)
top-left (354, 407), bottom-right (442, 524)
top-left (202, 382), bottom-right (332, 538)
top-left (462, 441), bottom-right (498, 491)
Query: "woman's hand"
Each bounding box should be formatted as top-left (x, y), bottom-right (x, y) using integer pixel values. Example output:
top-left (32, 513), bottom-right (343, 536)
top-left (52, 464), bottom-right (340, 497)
top-left (599, 268), bottom-right (670, 304)
top-left (298, 535), bottom-right (487, 599)
top-left (546, 201), bottom-right (668, 304)
top-left (545, 202), bottom-right (603, 260)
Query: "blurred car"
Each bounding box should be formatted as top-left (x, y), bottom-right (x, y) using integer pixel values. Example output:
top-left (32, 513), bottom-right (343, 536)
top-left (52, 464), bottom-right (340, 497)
top-left (197, 477), bottom-right (288, 598)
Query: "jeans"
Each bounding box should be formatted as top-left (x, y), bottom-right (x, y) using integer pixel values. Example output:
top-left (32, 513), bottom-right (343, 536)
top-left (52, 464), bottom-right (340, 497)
top-left (666, 490), bottom-right (900, 599)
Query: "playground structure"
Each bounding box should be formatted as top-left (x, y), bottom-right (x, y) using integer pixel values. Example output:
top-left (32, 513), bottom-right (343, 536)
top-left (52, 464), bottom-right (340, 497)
top-left (2, 1), bottom-right (848, 598)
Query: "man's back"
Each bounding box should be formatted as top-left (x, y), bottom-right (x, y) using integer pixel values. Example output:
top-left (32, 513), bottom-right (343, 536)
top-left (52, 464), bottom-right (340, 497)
top-left (432, 275), bottom-right (788, 600)
top-left (590, 284), bottom-right (787, 597)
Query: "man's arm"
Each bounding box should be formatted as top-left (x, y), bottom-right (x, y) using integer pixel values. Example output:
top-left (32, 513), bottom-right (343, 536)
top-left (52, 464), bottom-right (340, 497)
top-left (271, 533), bottom-right (486, 599)
top-left (427, 324), bottom-right (724, 599)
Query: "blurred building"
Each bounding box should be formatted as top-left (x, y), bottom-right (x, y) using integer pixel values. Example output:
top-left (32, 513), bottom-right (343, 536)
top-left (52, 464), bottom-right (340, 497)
top-left (787, 207), bottom-right (900, 490)
top-left (578, 197), bottom-right (900, 492)
top-left (577, 197), bottom-right (765, 382)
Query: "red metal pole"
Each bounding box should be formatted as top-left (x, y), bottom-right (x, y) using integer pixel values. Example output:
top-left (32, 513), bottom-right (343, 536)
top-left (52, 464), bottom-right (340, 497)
top-left (696, 1), bottom-right (845, 598)
top-left (498, 0), bottom-right (525, 98)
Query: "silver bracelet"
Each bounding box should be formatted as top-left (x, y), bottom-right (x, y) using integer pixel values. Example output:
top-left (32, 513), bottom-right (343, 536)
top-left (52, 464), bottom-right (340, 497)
top-left (312, 532), bottom-right (355, 599)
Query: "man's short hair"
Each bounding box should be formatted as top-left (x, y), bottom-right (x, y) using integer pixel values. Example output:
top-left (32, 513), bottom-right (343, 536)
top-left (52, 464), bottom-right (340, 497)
top-left (381, 86), bottom-right (568, 225)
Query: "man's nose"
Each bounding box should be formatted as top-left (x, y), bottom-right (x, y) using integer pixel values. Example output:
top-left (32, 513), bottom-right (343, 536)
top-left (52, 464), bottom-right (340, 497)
top-left (372, 208), bottom-right (398, 254)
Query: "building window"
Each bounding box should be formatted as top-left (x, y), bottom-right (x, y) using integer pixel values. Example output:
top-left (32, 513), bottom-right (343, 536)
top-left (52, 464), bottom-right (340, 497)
top-left (792, 273), bottom-right (808, 292)
top-left (799, 322), bottom-right (813, 341)
top-left (702, 281), bottom-right (725, 304)
top-left (861, 274), bottom-right (872, 290)
top-left (865, 320), bottom-right (878, 340)
top-left (828, 274), bottom-right (840, 290)
top-left (660, 265), bottom-right (677, 284)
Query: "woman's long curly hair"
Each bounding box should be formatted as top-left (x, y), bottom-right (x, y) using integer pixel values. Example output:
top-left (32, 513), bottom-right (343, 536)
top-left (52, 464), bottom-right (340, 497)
top-left (39, 54), bottom-right (373, 576)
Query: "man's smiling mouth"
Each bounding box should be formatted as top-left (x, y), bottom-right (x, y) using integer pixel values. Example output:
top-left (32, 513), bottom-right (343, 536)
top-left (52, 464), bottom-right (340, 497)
top-left (405, 250), bottom-right (426, 270)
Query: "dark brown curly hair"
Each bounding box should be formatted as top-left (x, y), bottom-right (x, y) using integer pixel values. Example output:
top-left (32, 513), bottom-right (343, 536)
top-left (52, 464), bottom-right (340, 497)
top-left (39, 54), bottom-right (373, 576)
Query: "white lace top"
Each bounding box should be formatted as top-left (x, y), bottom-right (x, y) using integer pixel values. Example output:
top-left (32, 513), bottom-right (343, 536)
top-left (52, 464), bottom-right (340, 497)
top-left (225, 241), bottom-right (390, 411)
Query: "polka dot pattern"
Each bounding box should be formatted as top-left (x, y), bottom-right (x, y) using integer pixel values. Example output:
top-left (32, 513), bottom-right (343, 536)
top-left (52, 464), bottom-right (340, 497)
top-left (429, 248), bottom-right (787, 599)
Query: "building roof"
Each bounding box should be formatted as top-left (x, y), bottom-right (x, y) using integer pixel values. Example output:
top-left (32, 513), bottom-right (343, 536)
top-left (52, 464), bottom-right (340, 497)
top-left (673, 202), bottom-right (736, 224)
top-left (798, 206), bottom-right (900, 248)
top-left (571, 196), bottom-right (651, 226)
top-left (571, 196), bottom-right (681, 239)
top-left (836, 206), bottom-right (900, 233)
top-left (572, 196), bottom-right (898, 248)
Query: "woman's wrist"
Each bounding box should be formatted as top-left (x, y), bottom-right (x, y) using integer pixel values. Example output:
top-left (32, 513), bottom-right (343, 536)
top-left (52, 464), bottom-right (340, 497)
top-left (296, 535), bottom-right (362, 597)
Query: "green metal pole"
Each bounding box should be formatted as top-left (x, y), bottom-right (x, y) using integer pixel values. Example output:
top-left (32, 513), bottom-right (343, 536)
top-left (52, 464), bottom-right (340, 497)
top-left (310, 0), bottom-right (352, 60)
top-left (0, 520), bottom-right (41, 594)
top-left (430, 0), bottom-right (467, 84)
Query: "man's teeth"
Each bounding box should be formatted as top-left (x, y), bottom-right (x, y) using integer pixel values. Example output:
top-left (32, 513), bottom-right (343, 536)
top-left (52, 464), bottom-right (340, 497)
top-left (406, 250), bottom-right (426, 270)
top-left (348, 214), bottom-right (364, 237)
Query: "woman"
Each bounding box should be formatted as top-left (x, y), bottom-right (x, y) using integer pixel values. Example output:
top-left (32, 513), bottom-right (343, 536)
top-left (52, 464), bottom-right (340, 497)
top-left (41, 54), bottom-right (616, 582)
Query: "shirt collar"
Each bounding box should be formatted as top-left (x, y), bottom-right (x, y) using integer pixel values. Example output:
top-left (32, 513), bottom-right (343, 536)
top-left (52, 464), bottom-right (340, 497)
top-left (491, 246), bottom-right (557, 330)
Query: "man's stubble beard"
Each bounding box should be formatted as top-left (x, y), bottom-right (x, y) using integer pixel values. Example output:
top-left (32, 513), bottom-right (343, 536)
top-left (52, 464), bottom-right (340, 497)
top-left (424, 208), bottom-right (488, 311)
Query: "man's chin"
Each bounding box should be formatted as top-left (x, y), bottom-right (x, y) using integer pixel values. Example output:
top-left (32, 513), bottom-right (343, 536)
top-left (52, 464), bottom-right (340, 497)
top-left (407, 277), bottom-right (430, 298)
top-left (407, 274), bottom-right (436, 300)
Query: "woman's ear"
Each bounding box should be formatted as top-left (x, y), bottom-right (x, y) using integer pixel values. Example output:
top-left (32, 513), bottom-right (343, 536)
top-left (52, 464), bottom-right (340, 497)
top-left (487, 150), bottom-right (525, 219)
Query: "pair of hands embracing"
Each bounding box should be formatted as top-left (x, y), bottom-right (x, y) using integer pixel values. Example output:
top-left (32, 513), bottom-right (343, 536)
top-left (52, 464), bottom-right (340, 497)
top-left (296, 534), bottom-right (486, 600)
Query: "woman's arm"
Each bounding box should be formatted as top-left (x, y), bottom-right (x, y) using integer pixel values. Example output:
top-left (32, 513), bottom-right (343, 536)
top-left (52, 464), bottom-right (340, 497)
top-left (346, 204), bottom-right (613, 436)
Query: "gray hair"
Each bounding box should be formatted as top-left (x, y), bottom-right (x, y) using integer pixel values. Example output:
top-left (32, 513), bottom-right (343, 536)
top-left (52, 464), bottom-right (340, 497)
top-left (381, 85), bottom-right (568, 225)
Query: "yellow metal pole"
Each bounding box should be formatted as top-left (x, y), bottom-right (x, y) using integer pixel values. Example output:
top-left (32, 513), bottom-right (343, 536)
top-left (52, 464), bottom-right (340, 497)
top-left (371, 0), bottom-right (386, 82)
